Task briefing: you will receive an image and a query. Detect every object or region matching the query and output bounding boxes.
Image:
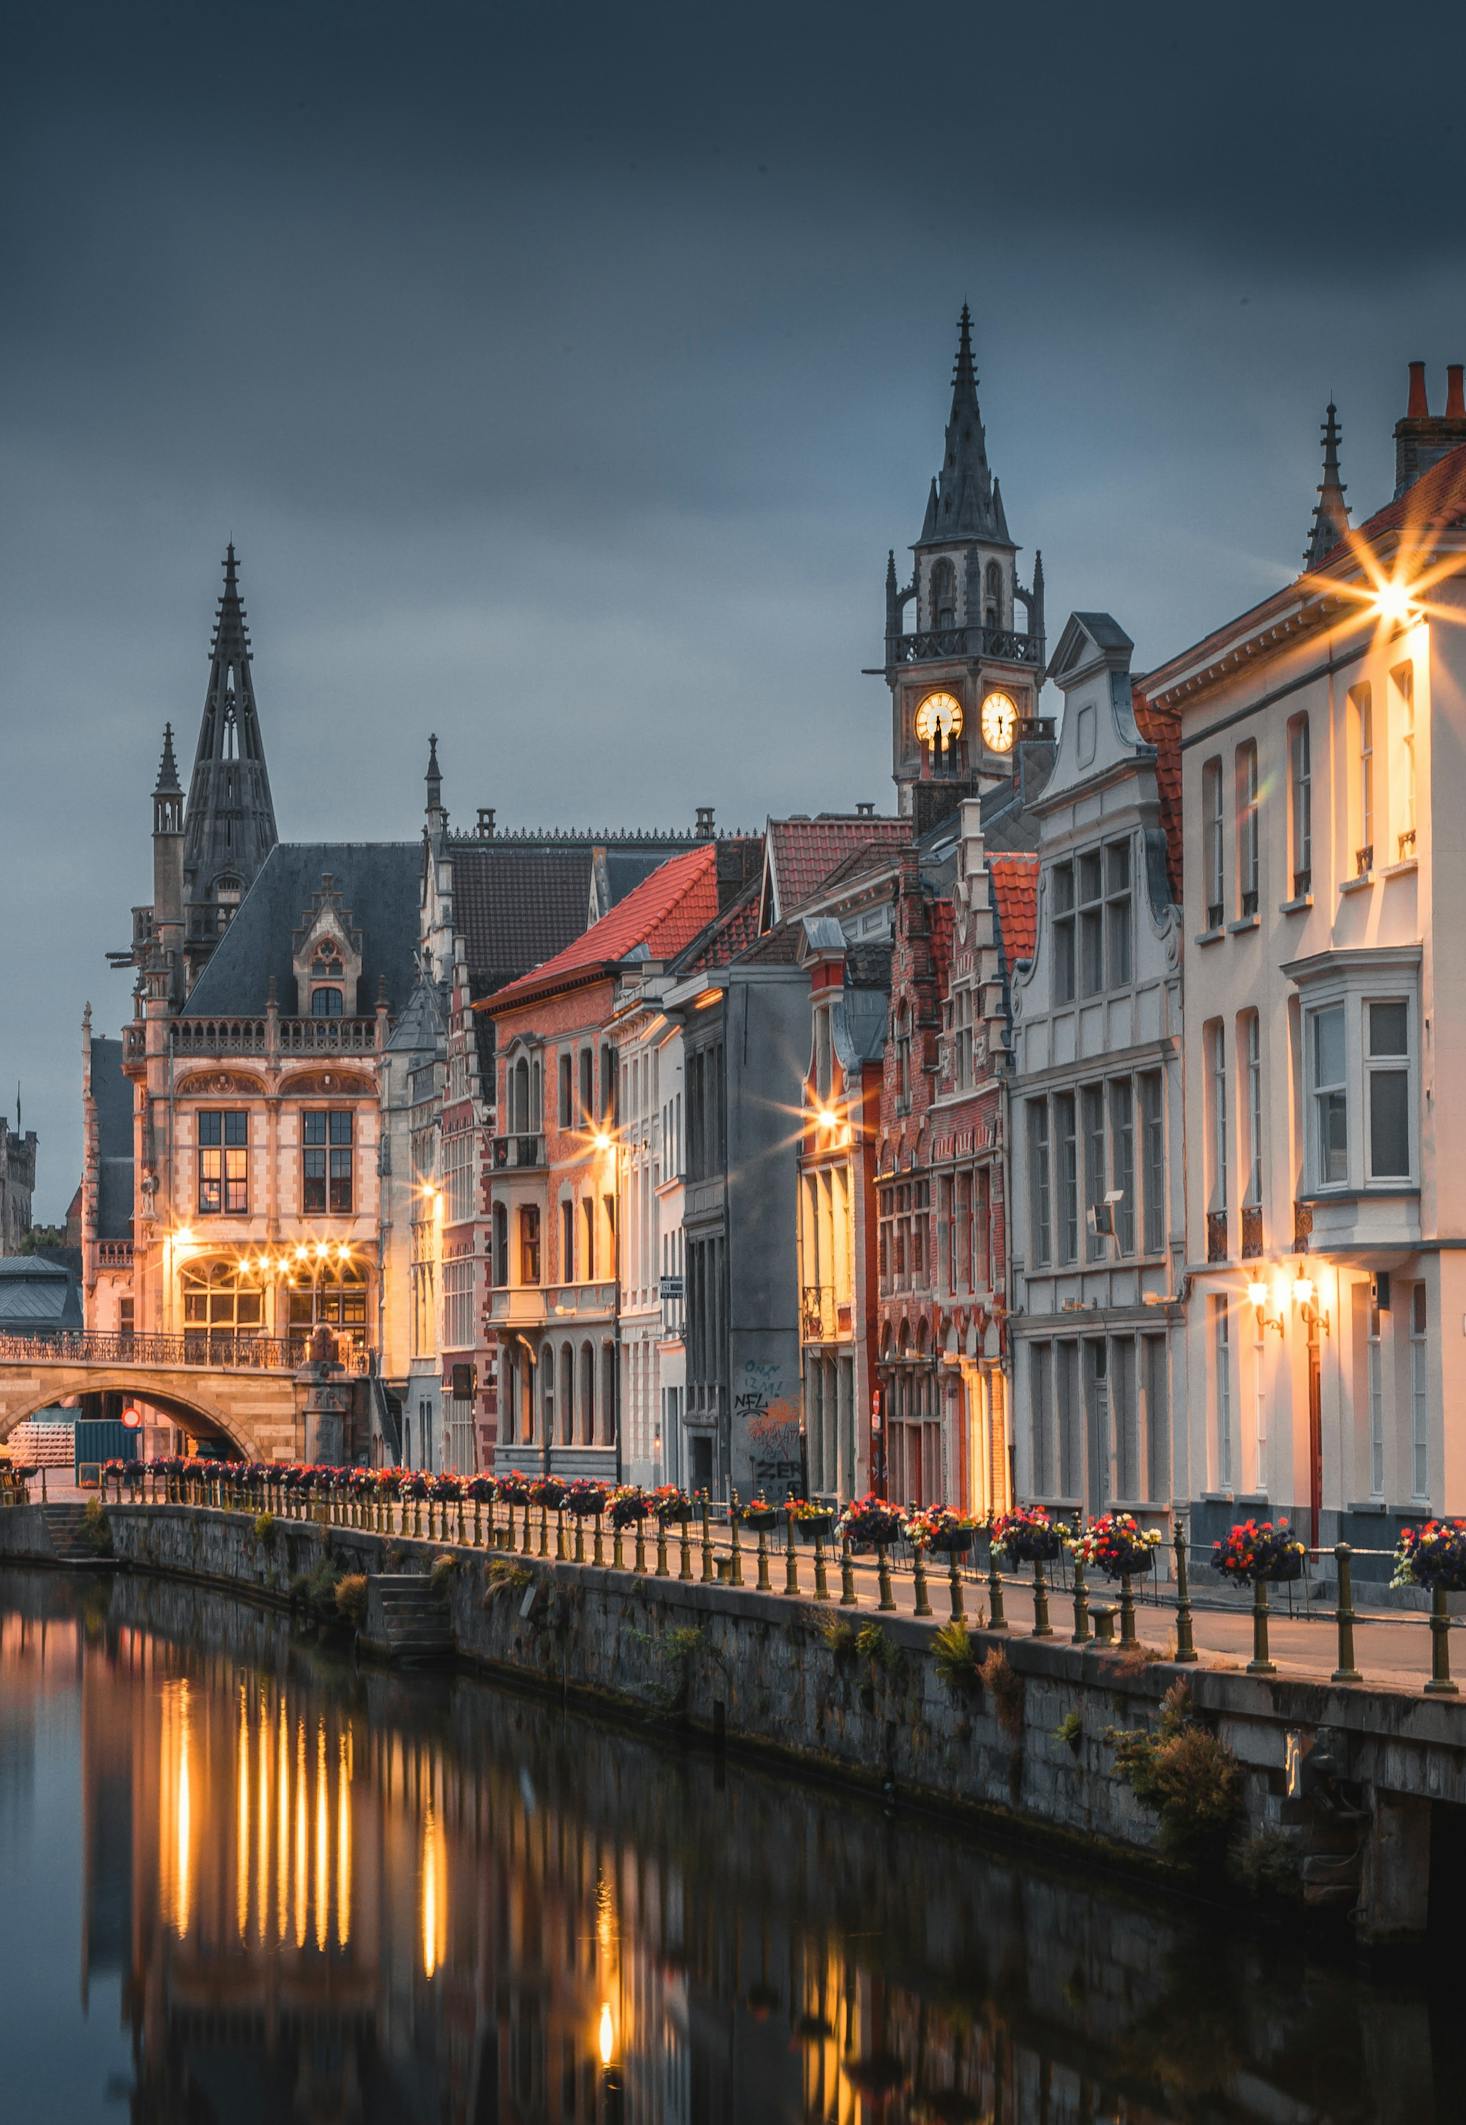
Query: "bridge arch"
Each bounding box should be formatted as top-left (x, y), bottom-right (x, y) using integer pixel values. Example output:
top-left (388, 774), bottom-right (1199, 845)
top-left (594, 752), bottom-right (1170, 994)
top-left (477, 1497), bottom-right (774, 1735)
top-left (0, 1366), bottom-right (297, 1464)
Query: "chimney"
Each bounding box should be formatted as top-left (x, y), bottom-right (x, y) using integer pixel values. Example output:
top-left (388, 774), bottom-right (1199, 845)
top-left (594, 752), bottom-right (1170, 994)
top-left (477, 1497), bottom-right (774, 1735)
top-left (1394, 360), bottom-right (1466, 497)
top-left (694, 805), bottom-right (715, 838)
top-left (476, 807), bottom-right (496, 838)
top-left (855, 801), bottom-right (876, 817)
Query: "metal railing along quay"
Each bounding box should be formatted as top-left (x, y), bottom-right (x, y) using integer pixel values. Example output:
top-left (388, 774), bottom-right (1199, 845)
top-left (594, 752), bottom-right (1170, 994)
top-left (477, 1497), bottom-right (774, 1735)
top-left (60, 1465), bottom-right (1466, 1701)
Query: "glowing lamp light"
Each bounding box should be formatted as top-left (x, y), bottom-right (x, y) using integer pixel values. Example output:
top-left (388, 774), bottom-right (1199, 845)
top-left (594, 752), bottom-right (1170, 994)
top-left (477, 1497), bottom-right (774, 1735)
top-left (1246, 1279), bottom-right (1270, 1310)
top-left (598, 2002), bottom-right (615, 2068)
top-left (314, 1242), bottom-right (327, 1260)
top-left (1292, 1275), bottom-right (1315, 1308)
top-left (592, 1131), bottom-right (613, 1153)
top-left (815, 1107), bottom-right (838, 1131)
top-left (1374, 581), bottom-right (1415, 628)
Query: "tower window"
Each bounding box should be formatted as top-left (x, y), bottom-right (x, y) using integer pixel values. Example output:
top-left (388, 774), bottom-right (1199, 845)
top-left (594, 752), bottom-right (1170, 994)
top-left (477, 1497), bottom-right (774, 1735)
top-left (311, 986), bottom-right (344, 1017)
top-left (929, 558), bottom-right (957, 631)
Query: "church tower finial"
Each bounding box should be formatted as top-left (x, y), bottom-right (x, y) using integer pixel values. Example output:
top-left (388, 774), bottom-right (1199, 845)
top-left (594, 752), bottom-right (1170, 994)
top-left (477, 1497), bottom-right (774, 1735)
top-left (182, 546), bottom-right (278, 963)
top-left (916, 305), bottom-right (1006, 550)
top-left (425, 732), bottom-right (443, 815)
top-left (1304, 402), bottom-right (1351, 569)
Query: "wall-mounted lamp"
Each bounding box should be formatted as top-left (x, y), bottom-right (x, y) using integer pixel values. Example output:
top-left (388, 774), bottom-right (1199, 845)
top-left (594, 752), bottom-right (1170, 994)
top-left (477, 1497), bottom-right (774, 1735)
top-left (1246, 1278), bottom-right (1285, 1337)
top-left (1292, 1270), bottom-right (1330, 1338)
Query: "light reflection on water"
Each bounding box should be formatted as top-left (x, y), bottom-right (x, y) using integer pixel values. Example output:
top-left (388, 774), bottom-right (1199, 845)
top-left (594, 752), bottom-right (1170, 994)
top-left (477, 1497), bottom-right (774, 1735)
top-left (0, 1569), bottom-right (1456, 2124)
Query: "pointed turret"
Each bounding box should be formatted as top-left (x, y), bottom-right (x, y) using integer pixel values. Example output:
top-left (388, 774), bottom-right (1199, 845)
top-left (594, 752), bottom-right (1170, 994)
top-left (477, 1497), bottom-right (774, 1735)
top-left (425, 731), bottom-right (443, 815)
top-left (915, 304), bottom-right (1011, 550)
top-left (1304, 403), bottom-right (1351, 569)
top-left (182, 545), bottom-right (278, 958)
top-left (155, 722), bottom-right (180, 794)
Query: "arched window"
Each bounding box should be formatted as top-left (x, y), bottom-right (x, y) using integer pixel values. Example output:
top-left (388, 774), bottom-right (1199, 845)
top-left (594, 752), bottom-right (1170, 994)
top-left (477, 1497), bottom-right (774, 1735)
top-left (582, 1197), bottom-right (597, 1281)
top-left (285, 1253), bottom-right (368, 1355)
top-left (984, 559), bottom-right (1003, 633)
top-left (542, 1344), bottom-right (555, 1441)
top-left (600, 1343), bottom-right (617, 1446)
top-left (579, 1341), bottom-right (595, 1447)
top-left (559, 1341), bottom-right (575, 1445)
top-left (929, 558), bottom-right (957, 631)
top-left (311, 985), bottom-right (344, 1017)
top-left (181, 1258), bottom-right (264, 1347)
top-left (510, 1056), bottom-right (530, 1133)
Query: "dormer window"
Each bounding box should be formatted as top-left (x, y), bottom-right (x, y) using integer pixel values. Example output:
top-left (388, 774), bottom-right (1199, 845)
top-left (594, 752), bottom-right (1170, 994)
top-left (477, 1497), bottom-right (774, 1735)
top-left (311, 985), bottom-right (344, 1018)
top-left (309, 938), bottom-right (345, 1015)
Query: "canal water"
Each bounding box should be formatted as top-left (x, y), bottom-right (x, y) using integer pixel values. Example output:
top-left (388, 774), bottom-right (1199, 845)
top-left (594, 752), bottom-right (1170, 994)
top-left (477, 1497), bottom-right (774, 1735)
top-left (0, 1570), bottom-right (1454, 2124)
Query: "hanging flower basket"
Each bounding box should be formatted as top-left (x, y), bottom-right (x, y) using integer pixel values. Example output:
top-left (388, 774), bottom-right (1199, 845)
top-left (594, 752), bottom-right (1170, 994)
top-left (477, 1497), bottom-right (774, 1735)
top-left (739, 1498), bottom-right (782, 1531)
top-left (528, 1476), bottom-right (566, 1509)
top-left (903, 1505), bottom-right (981, 1556)
top-left (495, 1471), bottom-right (532, 1507)
top-left (649, 1484), bottom-right (694, 1523)
top-left (989, 1505), bottom-right (1070, 1566)
top-left (608, 1485), bottom-right (651, 1528)
top-left (1212, 1519), bottom-right (1307, 1586)
top-left (563, 1478), bottom-right (608, 1518)
top-left (1068, 1512), bottom-right (1162, 1581)
top-left (836, 1494), bottom-right (904, 1551)
top-left (791, 1500), bottom-right (836, 1542)
top-left (464, 1476), bottom-right (496, 1503)
top-left (1392, 1518), bottom-right (1466, 1593)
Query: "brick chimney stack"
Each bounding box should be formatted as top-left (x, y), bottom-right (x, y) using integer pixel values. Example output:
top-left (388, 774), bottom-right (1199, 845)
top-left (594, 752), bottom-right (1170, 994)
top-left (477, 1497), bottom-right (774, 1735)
top-left (1394, 360), bottom-right (1466, 496)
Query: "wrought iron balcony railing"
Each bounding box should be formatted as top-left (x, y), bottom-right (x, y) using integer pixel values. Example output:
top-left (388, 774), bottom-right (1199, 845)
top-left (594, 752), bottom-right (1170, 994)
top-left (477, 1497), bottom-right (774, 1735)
top-left (491, 1133), bottom-right (546, 1170)
top-left (887, 623), bottom-right (1044, 669)
top-left (0, 1329), bottom-right (372, 1374)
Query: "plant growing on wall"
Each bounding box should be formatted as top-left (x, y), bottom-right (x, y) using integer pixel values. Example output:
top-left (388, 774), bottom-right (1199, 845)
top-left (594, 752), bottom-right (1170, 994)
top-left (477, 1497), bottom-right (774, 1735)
top-left (429, 1552), bottom-right (460, 1596)
top-left (78, 1497), bottom-right (113, 1557)
top-left (930, 1619), bottom-right (982, 1692)
top-left (1108, 1680), bottom-right (1242, 1861)
top-left (978, 1649), bottom-right (1025, 1739)
top-left (334, 1573), bottom-right (368, 1628)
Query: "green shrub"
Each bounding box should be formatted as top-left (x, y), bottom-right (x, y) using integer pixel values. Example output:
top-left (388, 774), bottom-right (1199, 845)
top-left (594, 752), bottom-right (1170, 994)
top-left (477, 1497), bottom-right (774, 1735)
top-left (78, 1497), bottom-right (113, 1557)
top-left (931, 1619), bottom-right (982, 1693)
top-left (978, 1648), bottom-right (1025, 1739)
top-left (855, 1621), bottom-right (900, 1672)
top-left (818, 1610), bottom-right (860, 1659)
top-left (1053, 1708), bottom-right (1083, 1754)
top-left (483, 1558), bottom-right (533, 1603)
top-left (251, 1511), bottom-right (277, 1547)
top-left (1108, 1681), bottom-right (1242, 1860)
top-left (1232, 1827), bottom-right (1303, 1901)
top-left (334, 1573), bottom-right (368, 1628)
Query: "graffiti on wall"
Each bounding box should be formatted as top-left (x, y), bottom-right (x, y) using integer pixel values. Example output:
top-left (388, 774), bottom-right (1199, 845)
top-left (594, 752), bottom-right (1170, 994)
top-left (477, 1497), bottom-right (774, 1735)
top-left (734, 1359), bottom-right (803, 1501)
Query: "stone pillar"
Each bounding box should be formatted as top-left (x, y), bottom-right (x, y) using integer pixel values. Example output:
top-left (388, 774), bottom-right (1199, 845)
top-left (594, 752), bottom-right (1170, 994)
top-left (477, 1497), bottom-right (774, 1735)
top-left (298, 1341), bottom-right (349, 1465)
top-left (1355, 1792), bottom-right (1432, 1944)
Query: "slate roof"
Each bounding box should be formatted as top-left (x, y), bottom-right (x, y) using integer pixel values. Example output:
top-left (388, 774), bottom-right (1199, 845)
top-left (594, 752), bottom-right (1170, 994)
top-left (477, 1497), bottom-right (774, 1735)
top-left (0, 1257), bottom-right (83, 1333)
top-left (989, 854), bottom-right (1040, 969)
top-left (182, 843), bottom-right (421, 1018)
top-left (449, 840), bottom-right (693, 1001)
top-left (732, 921), bottom-right (805, 967)
top-left (763, 815), bottom-right (906, 924)
top-left (90, 1034), bottom-right (134, 1240)
top-left (488, 845), bottom-right (722, 1012)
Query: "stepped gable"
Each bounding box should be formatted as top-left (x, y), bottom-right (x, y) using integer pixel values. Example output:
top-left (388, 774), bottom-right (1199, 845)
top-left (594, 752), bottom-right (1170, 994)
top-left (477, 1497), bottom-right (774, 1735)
top-left (180, 843), bottom-right (420, 1018)
top-left (487, 844), bottom-right (722, 1011)
top-left (988, 854), bottom-right (1039, 970)
top-left (1131, 684), bottom-right (1182, 901)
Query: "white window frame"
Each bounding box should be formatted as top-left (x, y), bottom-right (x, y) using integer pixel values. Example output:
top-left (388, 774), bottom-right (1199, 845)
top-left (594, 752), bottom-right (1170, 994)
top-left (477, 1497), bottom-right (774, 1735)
top-left (1202, 756), bottom-right (1224, 928)
top-left (1350, 682), bottom-right (1374, 877)
top-left (1291, 956), bottom-right (1421, 1196)
top-left (1288, 713), bottom-right (1312, 898)
top-left (1393, 660), bottom-right (1417, 860)
top-left (1367, 1299), bottom-right (1385, 1501)
top-left (1242, 1011), bottom-right (1262, 1209)
top-left (1235, 740), bottom-right (1259, 918)
top-left (1212, 1295), bottom-right (1233, 1490)
top-left (1410, 1283), bottom-right (1429, 1502)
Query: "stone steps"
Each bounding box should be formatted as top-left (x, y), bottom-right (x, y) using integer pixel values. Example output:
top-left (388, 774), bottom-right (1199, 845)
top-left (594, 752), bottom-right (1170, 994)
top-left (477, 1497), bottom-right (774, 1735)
top-left (41, 1504), bottom-right (110, 1564)
top-left (371, 1574), bottom-right (453, 1663)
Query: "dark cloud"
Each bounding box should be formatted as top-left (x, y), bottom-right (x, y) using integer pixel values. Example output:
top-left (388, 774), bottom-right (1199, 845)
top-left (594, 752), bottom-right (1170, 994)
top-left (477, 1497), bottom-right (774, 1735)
top-left (5, 0), bottom-right (1466, 1213)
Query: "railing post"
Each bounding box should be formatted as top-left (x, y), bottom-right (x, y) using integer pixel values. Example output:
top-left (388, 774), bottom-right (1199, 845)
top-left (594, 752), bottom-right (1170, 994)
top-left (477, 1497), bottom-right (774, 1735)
top-left (1031, 1557), bottom-right (1053, 1638)
top-left (876, 1544), bottom-right (896, 1613)
top-left (613, 1520), bottom-right (625, 1572)
top-left (633, 1517), bottom-right (647, 1575)
top-left (594, 1510), bottom-right (606, 1568)
top-left (987, 1549), bottom-right (1008, 1632)
top-left (728, 1501), bottom-right (744, 1587)
top-left (555, 1508), bottom-right (567, 1563)
top-left (1332, 1543), bottom-right (1362, 1683)
top-left (783, 1511), bottom-right (799, 1598)
top-left (1118, 1572), bottom-right (1138, 1651)
top-left (912, 1545), bottom-right (932, 1619)
top-left (814, 1534), bottom-right (830, 1603)
top-left (654, 1518), bottom-right (670, 1579)
top-left (839, 1539), bottom-right (858, 1607)
top-left (1172, 1521), bottom-right (1197, 1662)
top-left (1247, 1577), bottom-right (1277, 1676)
top-left (755, 1527), bottom-right (771, 1592)
top-left (1070, 1558), bottom-right (1091, 1645)
top-left (678, 1516), bottom-right (694, 1583)
top-left (573, 1511), bottom-right (585, 1565)
top-left (947, 1553), bottom-right (966, 1622)
top-left (699, 1500), bottom-right (713, 1584)
top-left (537, 1505), bottom-right (549, 1558)
top-left (1425, 1582), bottom-right (1458, 1696)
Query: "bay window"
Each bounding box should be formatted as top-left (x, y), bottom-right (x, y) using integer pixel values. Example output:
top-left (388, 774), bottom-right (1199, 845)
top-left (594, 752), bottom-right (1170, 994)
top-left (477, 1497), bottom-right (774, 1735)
top-left (1366, 1001), bottom-right (1410, 1179)
top-left (1310, 1005), bottom-right (1348, 1186)
top-left (1296, 965), bottom-right (1418, 1194)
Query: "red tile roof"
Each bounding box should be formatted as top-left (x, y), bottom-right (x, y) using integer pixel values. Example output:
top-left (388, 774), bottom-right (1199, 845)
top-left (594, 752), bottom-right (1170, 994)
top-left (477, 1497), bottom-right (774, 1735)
top-left (764, 815), bottom-right (906, 923)
top-left (673, 876), bottom-right (761, 975)
top-left (1132, 685), bottom-right (1182, 901)
top-left (485, 843), bottom-right (722, 1012)
top-left (989, 854), bottom-right (1039, 969)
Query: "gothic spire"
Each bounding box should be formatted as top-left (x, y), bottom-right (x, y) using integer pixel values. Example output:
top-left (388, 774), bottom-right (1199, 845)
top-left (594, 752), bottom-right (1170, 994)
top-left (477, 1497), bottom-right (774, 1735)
top-left (1304, 403), bottom-right (1351, 570)
top-left (916, 303), bottom-right (1011, 550)
top-left (182, 546), bottom-right (279, 949)
top-left (155, 721), bottom-right (180, 793)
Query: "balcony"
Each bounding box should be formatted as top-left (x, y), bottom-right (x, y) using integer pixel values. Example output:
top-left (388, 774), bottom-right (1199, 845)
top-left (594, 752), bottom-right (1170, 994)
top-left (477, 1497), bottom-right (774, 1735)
top-left (97, 1240), bottom-right (134, 1270)
top-left (1240, 1205), bottom-right (1263, 1260)
top-left (887, 622), bottom-right (1044, 670)
top-left (1206, 1210), bottom-right (1228, 1264)
top-left (492, 1132), bottom-right (546, 1170)
top-left (801, 1286), bottom-right (855, 1344)
top-left (488, 1285), bottom-right (548, 1329)
top-left (169, 1016), bottom-right (381, 1056)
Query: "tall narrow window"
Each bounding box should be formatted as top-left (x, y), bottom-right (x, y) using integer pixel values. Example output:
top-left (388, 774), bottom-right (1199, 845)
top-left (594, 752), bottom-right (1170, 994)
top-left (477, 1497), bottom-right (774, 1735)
top-left (560, 1198), bottom-right (575, 1282)
top-left (1367, 999), bottom-right (1411, 1180)
top-left (1078, 851), bottom-right (1104, 996)
top-left (1203, 757), bottom-right (1224, 928)
top-left (1235, 741), bottom-right (1259, 917)
top-left (1205, 1020), bottom-right (1228, 1258)
top-left (302, 1110), bottom-right (353, 1213)
top-left (1394, 662), bottom-right (1416, 859)
top-left (579, 1047), bottom-right (594, 1122)
top-left (1111, 1336), bottom-right (1138, 1501)
top-left (198, 1110), bottom-right (248, 1215)
top-left (1028, 1101), bottom-right (1051, 1266)
top-left (1287, 714), bottom-right (1312, 898)
top-left (1411, 1284), bottom-right (1429, 1500)
top-left (1242, 1011), bottom-right (1262, 1208)
top-left (1367, 1300), bottom-right (1385, 1499)
top-left (1110, 1078), bottom-right (1135, 1253)
top-left (1056, 1093), bottom-right (1078, 1263)
top-left (1083, 1083), bottom-right (1107, 1260)
top-left (559, 1053), bottom-right (573, 1128)
top-left (1031, 1342), bottom-right (1053, 1496)
top-left (1350, 682), bottom-right (1374, 875)
top-left (1052, 862), bottom-right (1076, 1004)
top-left (582, 1196), bottom-right (597, 1281)
top-left (1105, 839), bottom-right (1132, 985)
top-left (517, 1205), bottom-right (541, 1285)
top-left (1057, 1341), bottom-right (1080, 1499)
top-left (1311, 1004), bottom-right (1348, 1186)
top-left (1140, 1071), bottom-right (1164, 1254)
top-left (1212, 1295), bottom-right (1233, 1489)
top-left (1143, 1334), bottom-right (1169, 1505)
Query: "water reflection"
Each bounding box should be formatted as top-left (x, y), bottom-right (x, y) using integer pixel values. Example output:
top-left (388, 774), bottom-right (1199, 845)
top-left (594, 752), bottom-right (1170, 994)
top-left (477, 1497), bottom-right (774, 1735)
top-left (0, 1571), bottom-right (1457, 2123)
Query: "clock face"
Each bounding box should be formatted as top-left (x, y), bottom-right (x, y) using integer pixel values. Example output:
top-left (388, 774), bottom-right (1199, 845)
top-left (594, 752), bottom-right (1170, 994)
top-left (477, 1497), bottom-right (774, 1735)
top-left (914, 690), bottom-right (964, 746)
top-left (980, 689), bottom-right (1019, 752)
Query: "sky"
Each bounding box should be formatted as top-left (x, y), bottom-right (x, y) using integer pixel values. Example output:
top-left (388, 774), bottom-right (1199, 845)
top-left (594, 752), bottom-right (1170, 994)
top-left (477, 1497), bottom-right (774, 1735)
top-left (4, 0), bottom-right (1466, 1217)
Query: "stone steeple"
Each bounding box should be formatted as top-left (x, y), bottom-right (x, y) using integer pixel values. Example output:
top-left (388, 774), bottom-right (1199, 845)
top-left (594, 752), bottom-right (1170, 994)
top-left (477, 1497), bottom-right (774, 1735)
top-left (183, 544), bottom-right (278, 958)
top-left (916, 304), bottom-right (1012, 551)
top-left (1304, 403), bottom-right (1351, 569)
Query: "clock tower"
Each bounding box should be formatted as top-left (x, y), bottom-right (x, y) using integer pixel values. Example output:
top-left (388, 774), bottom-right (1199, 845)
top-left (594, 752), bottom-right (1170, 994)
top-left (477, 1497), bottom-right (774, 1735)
top-left (879, 307), bottom-right (1047, 818)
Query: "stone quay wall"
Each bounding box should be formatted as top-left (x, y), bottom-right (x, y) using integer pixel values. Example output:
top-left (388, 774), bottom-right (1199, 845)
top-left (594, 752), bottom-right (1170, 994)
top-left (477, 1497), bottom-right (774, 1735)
top-left (5, 1501), bottom-right (1465, 1937)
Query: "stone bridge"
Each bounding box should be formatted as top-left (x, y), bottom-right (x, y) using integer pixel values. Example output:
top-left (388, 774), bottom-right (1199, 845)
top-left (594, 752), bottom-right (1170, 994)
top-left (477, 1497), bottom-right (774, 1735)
top-left (0, 1332), bottom-right (372, 1463)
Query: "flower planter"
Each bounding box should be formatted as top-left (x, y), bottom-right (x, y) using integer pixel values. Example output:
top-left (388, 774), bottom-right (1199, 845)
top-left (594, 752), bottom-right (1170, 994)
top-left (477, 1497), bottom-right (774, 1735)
top-left (927, 1529), bottom-right (975, 1557)
top-left (741, 1508), bottom-right (781, 1532)
top-left (795, 1513), bottom-right (835, 1543)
